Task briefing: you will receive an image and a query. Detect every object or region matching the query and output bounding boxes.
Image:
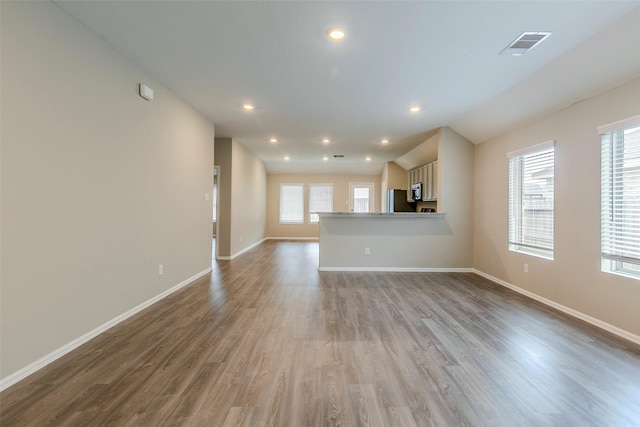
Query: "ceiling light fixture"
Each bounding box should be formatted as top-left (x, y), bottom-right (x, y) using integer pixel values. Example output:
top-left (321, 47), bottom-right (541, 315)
top-left (365, 157), bottom-right (371, 162)
top-left (327, 28), bottom-right (345, 41)
top-left (284, 155), bottom-right (290, 161)
top-left (381, 139), bottom-right (389, 145)
top-left (269, 138), bottom-right (278, 143)
top-left (323, 156), bottom-right (329, 161)
top-left (409, 106), bottom-right (420, 113)
top-left (243, 104), bottom-right (255, 111)
top-left (322, 138), bottom-right (330, 144)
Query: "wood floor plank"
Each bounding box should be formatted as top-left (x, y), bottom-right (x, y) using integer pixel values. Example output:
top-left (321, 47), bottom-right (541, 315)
top-left (2, 240), bottom-right (640, 426)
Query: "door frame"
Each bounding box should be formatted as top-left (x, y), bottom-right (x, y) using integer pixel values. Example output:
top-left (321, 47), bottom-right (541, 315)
top-left (349, 182), bottom-right (375, 212)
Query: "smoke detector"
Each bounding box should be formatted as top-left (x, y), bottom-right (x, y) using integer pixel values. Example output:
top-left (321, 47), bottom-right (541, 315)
top-left (500, 32), bottom-right (552, 56)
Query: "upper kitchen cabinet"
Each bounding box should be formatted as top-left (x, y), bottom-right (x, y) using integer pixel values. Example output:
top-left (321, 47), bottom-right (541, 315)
top-left (396, 127), bottom-right (473, 216)
top-left (422, 160), bottom-right (438, 201)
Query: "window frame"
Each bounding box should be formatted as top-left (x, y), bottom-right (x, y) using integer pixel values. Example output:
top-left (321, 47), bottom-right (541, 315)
top-left (507, 140), bottom-right (555, 260)
top-left (599, 114), bottom-right (640, 280)
top-left (279, 183), bottom-right (305, 225)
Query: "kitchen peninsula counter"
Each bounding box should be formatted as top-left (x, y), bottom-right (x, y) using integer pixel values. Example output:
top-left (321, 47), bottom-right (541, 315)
top-left (318, 212), bottom-right (471, 271)
top-left (319, 212), bottom-right (445, 218)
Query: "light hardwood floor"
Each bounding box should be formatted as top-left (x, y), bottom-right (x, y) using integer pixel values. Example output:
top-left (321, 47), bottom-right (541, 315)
top-left (2, 240), bottom-right (640, 426)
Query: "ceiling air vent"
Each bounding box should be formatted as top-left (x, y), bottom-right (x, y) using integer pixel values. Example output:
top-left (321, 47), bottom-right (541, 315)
top-left (500, 32), bottom-right (551, 56)
top-left (333, 154), bottom-right (344, 158)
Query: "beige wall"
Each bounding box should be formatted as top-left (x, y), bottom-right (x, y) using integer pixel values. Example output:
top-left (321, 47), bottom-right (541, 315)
top-left (266, 174), bottom-right (381, 238)
top-left (214, 138), bottom-right (233, 257)
top-left (230, 141), bottom-right (267, 256)
top-left (1, 1), bottom-right (215, 380)
top-left (380, 162), bottom-right (407, 212)
top-left (387, 162), bottom-right (408, 190)
top-left (473, 76), bottom-right (640, 337)
top-left (395, 132), bottom-right (439, 171)
top-left (215, 138), bottom-right (267, 257)
top-left (435, 127), bottom-right (475, 264)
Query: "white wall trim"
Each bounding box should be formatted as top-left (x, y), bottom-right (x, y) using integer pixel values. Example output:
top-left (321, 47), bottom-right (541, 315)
top-left (597, 114), bottom-right (640, 135)
top-left (319, 267), bottom-right (474, 272)
top-left (0, 267), bottom-right (212, 392)
top-left (216, 238), bottom-right (267, 260)
top-left (216, 238), bottom-right (318, 260)
top-left (266, 237), bottom-right (319, 241)
top-left (473, 269), bottom-right (640, 347)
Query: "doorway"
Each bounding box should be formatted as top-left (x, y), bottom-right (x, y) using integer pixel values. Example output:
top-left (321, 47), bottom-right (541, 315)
top-left (212, 166), bottom-right (219, 259)
top-left (349, 182), bottom-right (375, 212)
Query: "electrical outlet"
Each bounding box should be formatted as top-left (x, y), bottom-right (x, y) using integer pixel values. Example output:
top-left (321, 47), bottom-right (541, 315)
top-left (159, 264), bottom-right (164, 275)
top-left (365, 247), bottom-right (370, 255)
top-left (205, 192), bottom-right (210, 201)
top-left (524, 263), bottom-right (528, 273)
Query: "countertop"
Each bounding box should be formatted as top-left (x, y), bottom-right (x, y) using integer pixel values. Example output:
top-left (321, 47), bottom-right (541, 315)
top-left (318, 212), bottom-right (445, 218)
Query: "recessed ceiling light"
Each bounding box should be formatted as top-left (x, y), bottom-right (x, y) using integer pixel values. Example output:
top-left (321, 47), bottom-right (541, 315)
top-left (269, 138), bottom-right (278, 143)
top-left (409, 106), bottom-right (420, 113)
top-left (322, 156), bottom-right (329, 161)
top-left (284, 155), bottom-right (290, 161)
top-left (365, 157), bottom-right (372, 162)
top-left (322, 138), bottom-right (330, 144)
top-left (243, 104), bottom-right (255, 111)
top-left (381, 139), bottom-right (389, 145)
top-left (327, 28), bottom-right (345, 41)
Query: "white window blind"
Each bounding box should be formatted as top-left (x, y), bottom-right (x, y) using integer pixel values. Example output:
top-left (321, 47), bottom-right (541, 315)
top-left (279, 184), bottom-right (304, 224)
top-left (600, 115), bottom-right (640, 279)
top-left (309, 184), bottom-right (333, 223)
top-left (508, 141), bottom-right (555, 259)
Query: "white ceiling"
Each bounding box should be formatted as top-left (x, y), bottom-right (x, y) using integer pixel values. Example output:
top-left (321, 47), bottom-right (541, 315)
top-left (54, 1), bottom-right (640, 175)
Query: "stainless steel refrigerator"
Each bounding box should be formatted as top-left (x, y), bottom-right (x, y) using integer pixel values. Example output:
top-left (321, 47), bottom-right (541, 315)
top-left (387, 189), bottom-right (415, 212)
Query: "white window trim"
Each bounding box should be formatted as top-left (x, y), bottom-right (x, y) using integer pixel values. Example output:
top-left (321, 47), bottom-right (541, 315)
top-left (597, 114), bottom-right (640, 135)
top-left (600, 115), bottom-right (640, 280)
top-left (506, 140), bottom-right (555, 158)
top-left (508, 141), bottom-right (555, 260)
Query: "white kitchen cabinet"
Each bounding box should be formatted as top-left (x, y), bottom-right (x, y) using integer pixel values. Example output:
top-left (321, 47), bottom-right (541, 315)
top-left (421, 164), bottom-right (428, 199)
top-left (407, 159), bottom-right (438, 203)
top-left (425, 163), bottom-right (433, 200)
top-left (431, 160), bottom-right (438, 201)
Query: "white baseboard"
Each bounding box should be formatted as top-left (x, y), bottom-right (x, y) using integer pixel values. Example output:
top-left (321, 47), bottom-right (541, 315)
top-left (473, 269), bottom-right (640, 347)
top-left (216, 238), bottom-right (267, 260)
top-left (319, 267), bottom-right (474, 272)
top-left (266, 237), bottom-right (319, 241)
top-left (216, 238), bottom-right (318, 260)
top-left (0, 267), bottom-right (212, 392)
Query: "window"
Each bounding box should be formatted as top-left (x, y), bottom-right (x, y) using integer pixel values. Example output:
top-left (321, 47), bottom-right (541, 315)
top-left (349, 182), bottom-right (375, 213)
top-left (508, 141), bottom-right (555, 259)
top-left (309, 184), bottom-right (333, 223)
top-left (600, 115), bottom-right (640, 279)
top-left (279, 184), bottom-right (304, 224)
